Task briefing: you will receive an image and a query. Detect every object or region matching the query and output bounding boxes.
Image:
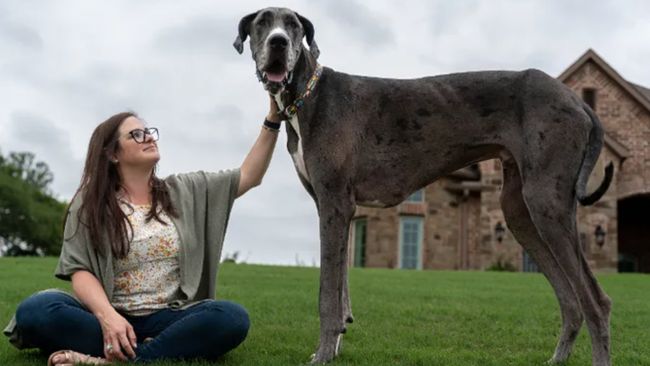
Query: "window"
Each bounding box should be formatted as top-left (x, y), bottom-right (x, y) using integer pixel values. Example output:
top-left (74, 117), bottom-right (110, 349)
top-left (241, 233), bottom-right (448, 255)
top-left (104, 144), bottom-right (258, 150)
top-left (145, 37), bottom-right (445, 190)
top-left (582, 88), bottom-right (596, 110)
top-left (353, 219), bottom-right (367, 267)
top-left (399, 216), bottom-right (423, 269)
top-left (405, 189), bottom-right (424, 203)
top-left (522, 250), bottom-right (539, 273)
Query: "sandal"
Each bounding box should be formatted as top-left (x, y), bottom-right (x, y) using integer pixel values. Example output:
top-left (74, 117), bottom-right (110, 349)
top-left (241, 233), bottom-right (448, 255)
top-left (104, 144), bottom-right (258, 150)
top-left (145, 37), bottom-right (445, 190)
top-left (47, 350), bottom-right (110, 366)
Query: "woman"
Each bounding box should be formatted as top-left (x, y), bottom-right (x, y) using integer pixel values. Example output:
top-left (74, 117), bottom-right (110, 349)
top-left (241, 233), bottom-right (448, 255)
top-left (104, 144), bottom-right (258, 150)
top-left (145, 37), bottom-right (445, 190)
top-left (4, 97), bottom-right (283, 365)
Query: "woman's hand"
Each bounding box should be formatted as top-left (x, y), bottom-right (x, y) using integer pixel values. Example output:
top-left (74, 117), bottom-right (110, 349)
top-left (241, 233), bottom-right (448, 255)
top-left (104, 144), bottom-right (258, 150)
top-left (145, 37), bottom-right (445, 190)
top-left (266, 95), bottom-right (282, 123)
top-left (97, 309), bottom-right (138, 361)
top-left (70, 271), bottom-right (137, 361)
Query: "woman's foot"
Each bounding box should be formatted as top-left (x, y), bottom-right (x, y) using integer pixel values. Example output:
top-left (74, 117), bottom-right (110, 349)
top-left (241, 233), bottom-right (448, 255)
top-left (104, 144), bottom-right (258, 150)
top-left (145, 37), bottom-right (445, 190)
top-left (48, 350), bottom-right (110, 365)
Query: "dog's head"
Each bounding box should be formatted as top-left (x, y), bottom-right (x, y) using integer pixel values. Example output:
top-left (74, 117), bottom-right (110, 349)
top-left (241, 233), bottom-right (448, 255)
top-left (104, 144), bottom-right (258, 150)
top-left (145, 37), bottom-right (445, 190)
top-left (233, 7), bottom-right (319, 94)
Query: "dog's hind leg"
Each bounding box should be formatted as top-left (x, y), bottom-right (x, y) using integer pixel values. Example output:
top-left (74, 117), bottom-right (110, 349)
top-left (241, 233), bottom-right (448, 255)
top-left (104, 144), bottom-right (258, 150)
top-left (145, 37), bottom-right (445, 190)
top-left (342, 266), bottom-right (354, 324)
top-left (500, 157), bottom-right (584, 363)
top-left (517, 168), bottom-right (611, 366)
top-left (310, 191), bottom-right (356, 364)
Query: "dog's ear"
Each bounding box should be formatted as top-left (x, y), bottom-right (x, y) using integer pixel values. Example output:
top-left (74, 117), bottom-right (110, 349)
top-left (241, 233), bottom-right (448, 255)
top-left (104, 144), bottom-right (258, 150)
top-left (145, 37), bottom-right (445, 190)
top-left (233, 11), bottom-right (258, 54)
top-left (296, 13), bottom-right (320, 59)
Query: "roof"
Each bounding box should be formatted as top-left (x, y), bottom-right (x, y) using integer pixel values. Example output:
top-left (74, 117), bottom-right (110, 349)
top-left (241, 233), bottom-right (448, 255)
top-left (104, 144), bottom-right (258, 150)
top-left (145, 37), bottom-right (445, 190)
top-left (603, 133), bottom-right (631, 160)
top-left (558, 49), bottom-right (650, 113)
top-left (631, 82), bottom-right (650, 102)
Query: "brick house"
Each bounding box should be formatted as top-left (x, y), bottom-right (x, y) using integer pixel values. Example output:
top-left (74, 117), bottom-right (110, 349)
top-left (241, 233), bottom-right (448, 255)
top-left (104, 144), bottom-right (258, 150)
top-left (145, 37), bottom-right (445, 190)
top-left (348, 49), bottom-right (650, 273)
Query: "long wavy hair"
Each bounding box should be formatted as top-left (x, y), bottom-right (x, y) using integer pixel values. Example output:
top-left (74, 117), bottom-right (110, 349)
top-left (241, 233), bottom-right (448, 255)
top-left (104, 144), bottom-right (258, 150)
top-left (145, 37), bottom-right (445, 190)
top-left (65, 112), bottom-right (177, 259)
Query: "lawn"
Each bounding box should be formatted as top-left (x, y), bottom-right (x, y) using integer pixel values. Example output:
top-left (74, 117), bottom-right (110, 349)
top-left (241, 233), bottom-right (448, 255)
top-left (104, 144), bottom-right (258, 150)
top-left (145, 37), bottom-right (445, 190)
top-left (1, 258), bottom-right (648, 365)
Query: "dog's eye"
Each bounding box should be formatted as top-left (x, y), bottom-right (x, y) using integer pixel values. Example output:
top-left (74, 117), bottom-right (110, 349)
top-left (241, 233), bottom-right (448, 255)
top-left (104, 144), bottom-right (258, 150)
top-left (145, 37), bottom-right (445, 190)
top-left (285, 19), bottom-right (299, 28)
top-left (257, 18), bottom-right (268, 26)
top-left (257, 12), bottom-right (272, 26)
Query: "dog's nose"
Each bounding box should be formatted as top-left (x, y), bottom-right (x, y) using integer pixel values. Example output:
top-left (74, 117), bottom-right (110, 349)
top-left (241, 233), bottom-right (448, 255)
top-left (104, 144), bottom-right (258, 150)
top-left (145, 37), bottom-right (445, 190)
top-left (269, 35), bottom-right (289, 50)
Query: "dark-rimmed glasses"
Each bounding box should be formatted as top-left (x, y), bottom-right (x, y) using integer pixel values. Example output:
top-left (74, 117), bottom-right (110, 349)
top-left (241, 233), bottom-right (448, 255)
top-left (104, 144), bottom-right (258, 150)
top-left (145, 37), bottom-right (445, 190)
top-left (120, 127), bottom-right (159, 144)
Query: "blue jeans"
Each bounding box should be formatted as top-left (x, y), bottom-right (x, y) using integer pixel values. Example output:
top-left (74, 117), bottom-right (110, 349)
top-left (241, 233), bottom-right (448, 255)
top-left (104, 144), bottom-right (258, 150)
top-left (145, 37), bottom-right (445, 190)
top-left (14, 291), bottom-right (250, 362)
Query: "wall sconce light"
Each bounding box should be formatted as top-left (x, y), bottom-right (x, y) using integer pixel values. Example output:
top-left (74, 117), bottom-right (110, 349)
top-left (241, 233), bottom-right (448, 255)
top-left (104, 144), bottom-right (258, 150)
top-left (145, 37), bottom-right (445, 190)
top-left (594, 225), bottom-right (606, 247)
top-left (495, 221), bottom-right (506, 243)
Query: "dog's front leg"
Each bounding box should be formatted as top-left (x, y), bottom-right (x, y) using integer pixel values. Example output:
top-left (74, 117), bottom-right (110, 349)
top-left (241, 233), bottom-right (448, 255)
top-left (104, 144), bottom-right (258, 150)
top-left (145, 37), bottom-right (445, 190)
top-left (310, 196), bottom-right (355, 364)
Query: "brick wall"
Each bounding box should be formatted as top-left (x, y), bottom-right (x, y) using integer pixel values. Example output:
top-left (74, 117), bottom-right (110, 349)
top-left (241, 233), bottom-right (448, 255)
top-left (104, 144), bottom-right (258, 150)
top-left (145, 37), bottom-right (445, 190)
top-left (563, 60), bottom-right (650, 199)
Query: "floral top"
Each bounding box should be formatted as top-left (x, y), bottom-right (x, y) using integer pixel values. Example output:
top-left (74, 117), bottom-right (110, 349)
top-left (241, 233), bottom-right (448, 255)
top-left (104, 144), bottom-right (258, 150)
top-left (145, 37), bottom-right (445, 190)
top-left (112, 202), bottom-right (182, 316)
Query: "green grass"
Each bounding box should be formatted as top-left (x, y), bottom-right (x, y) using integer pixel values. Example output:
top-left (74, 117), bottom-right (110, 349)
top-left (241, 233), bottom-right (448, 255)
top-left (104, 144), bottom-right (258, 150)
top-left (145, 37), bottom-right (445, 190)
top-left (1, 258), bottom-right (649, 365)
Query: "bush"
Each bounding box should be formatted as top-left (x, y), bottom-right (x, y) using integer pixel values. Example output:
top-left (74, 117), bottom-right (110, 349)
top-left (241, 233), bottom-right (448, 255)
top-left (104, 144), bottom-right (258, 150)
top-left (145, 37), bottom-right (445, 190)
top-left (486, 258), bottom-right (517, 272)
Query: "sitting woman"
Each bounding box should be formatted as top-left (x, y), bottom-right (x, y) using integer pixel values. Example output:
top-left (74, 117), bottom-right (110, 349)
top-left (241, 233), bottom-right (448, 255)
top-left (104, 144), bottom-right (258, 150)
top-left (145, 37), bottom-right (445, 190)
top-left (4, 97), bottom-right (283, 365)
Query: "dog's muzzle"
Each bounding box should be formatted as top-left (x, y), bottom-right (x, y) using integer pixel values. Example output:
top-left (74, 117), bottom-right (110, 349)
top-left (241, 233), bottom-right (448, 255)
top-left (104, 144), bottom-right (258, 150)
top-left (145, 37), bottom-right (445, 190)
top-left (257, 35), bottom-right (294, 92)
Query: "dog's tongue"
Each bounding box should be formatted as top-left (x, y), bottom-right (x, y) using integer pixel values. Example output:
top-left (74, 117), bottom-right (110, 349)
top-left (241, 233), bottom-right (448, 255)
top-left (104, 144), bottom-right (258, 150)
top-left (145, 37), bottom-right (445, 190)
top-left (266, 72), bottom-right (286, 82)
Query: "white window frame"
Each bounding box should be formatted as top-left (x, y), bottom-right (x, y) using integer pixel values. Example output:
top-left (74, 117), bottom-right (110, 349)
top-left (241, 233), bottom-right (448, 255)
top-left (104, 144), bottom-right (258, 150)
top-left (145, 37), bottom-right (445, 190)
top-left (398, 216), bottom-right (423, 270)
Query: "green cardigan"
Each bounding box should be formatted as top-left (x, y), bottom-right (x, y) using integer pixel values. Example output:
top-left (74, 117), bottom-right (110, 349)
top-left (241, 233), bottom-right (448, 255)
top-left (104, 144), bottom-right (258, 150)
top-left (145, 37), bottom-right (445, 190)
top-left (3, 169), bottom-right (240, 349)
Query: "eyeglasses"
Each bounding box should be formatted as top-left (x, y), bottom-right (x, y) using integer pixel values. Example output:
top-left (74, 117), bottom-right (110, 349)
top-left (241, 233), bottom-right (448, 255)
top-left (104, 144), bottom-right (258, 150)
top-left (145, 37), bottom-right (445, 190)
top-left (121, 127), bottom-right (159, 144)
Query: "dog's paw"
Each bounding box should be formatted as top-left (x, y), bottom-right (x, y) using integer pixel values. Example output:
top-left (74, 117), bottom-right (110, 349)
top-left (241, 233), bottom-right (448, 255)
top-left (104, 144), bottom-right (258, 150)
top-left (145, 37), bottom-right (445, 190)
top-left (309, 334), bottom-right (342, 364)
top-left (310, 352), bottom-right (333, 364)
top-left (546, 357), bottom-right (568, 365)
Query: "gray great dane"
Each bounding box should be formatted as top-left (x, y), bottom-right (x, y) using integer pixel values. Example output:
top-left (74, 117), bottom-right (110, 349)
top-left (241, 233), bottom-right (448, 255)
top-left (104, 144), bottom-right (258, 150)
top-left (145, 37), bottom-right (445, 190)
top-left (234, 7), bottom-right (613, 366)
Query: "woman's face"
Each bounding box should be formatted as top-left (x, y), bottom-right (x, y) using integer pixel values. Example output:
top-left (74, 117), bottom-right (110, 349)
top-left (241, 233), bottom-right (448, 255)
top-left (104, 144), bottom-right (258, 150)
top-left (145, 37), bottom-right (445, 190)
top-left (114, 116), bottom-right (160, 167)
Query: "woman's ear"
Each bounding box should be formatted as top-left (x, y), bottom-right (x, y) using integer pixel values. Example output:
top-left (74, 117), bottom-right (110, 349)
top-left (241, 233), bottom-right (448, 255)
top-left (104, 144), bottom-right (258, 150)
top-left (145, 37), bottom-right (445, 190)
top-left (104, 147), bottom-right (118, 164)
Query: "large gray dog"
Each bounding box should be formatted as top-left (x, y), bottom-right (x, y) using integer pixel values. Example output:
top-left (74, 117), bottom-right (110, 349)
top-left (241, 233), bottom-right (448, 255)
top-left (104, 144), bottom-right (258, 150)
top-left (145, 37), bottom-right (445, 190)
top-left (234, 7), bottom-right (613, 366)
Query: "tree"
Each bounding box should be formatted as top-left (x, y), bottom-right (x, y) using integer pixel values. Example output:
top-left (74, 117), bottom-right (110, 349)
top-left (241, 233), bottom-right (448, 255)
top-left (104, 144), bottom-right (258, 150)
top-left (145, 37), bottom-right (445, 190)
top-left (1, 151), bottom-right (54, 193)
top-left (0, 150), bottom-right (66, 255)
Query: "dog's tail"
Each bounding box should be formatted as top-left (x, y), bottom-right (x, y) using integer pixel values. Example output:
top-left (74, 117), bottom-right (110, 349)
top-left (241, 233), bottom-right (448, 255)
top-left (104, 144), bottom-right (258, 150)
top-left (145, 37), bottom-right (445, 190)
top-left (575, 104), bottom-right (614, 206)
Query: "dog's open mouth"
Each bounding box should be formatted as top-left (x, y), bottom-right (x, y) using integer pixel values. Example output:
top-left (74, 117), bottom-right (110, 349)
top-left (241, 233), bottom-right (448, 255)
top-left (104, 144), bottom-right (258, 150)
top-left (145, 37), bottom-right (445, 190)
top-left (262, 60), bottom-right (291, 84)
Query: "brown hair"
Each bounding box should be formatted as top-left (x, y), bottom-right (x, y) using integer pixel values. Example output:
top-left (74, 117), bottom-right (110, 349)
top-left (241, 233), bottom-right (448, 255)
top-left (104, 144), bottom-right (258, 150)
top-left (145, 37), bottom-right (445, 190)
top-left (65, 112), bottom-right (177, 259)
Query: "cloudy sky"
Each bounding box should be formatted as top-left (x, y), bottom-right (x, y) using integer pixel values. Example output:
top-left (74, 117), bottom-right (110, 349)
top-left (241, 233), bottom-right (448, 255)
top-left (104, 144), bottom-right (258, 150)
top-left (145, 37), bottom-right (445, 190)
top-left (1, 0), bottom-right (649, 265)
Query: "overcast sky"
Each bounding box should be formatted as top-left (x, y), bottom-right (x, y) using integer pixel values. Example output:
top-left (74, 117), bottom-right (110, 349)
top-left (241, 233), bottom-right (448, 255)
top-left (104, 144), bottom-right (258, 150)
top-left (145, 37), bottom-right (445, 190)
top-left (1, 0), bottom-right (649, 265)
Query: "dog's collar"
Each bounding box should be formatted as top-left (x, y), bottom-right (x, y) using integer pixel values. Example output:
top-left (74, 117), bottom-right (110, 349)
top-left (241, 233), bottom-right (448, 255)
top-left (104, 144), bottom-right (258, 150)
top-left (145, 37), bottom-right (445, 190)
top-left (281, 64), bottom-right (323, 119)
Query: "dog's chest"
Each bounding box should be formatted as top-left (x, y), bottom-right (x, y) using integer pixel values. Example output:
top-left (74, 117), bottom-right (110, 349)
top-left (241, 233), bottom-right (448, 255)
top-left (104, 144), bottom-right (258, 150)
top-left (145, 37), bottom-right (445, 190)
top-left (273, 94), bottom-right (311, 183)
